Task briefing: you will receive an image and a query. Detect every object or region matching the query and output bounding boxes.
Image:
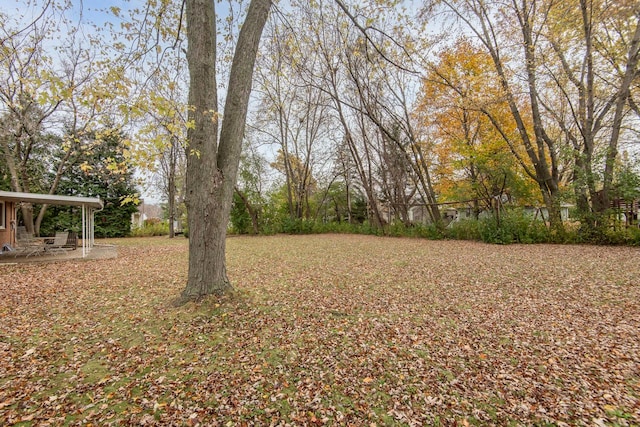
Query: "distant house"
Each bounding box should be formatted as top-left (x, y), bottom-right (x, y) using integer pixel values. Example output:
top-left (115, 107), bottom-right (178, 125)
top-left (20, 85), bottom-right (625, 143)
top-left (373, 194), bottom-right (581, 227)
top-left (407, 204), bottom-right (484, 225)
top-left (408, 205), bottom-right (430, 223)
top-left (522, 204), bottom-right (573, 222)
top-left (131, 201), bottom-right (163, 228)
top-left (406, 202), bottom-right (574, 226)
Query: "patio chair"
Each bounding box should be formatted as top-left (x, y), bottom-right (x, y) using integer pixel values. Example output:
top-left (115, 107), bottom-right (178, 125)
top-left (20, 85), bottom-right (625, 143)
top-left (14, 231), bottom-right (45, 258)
top-left (46, 231), bottom-right (70, 256)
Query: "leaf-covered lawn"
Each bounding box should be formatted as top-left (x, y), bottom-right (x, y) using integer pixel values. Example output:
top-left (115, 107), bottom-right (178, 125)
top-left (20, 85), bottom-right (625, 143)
top-left (1, 235), bottom-right (639, 426)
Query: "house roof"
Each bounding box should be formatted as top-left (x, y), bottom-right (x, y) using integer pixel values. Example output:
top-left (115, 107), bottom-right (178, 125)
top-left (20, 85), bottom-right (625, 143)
top-left (0, 190), bottom-right (103, 209)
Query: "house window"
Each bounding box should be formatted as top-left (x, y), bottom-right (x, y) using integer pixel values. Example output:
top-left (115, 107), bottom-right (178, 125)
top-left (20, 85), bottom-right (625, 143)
top-left (0, 200), bottom-right (5, 230)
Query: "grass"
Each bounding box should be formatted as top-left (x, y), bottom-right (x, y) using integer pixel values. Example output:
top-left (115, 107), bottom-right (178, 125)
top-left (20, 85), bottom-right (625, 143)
top-left (0, 235), bottom-right (639, 426)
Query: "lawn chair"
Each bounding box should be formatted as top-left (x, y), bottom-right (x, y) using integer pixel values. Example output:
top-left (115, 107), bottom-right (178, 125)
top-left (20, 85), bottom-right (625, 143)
top-left (46, 231), bottom-right (70, 256)
top-left (14, 231), bottom-right (45, 258)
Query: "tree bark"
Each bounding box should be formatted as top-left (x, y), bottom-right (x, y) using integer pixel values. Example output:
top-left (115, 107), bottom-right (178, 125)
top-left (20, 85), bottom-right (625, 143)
top-left (0, 132), bottom-right (35, 233)
top-left (34, 142), bottom-right (76, 235)
top-left (179, 0), bottom-right (271, 303)
top-left (167, 137), bottom-right (178, 239)
top-left (234, 186), bottom-right (260, 234)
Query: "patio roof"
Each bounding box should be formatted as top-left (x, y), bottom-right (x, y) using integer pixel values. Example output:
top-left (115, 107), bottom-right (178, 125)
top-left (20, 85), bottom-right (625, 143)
top-left (0, 190), bottom-right (103, 258)
top-left (0, 190), bottom-right (103, 209)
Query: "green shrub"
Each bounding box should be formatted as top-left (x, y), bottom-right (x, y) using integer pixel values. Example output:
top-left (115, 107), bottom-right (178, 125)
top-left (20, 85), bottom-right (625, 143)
top-left (275, 217), bottom-right (387, 236)
top-left (476, 209), bottom-right (553, 244)
top-left (578, 225), bottom-right (640, 246)
top-left (280, 218), bottom-right (314, 234)
top-left (358, 220), bottom-right (383, 236)
top-left (446, 219), bottom-right (482, 241)
top-left (624, 227), bottom-right (640, 245)
top-left (388, 221), bottom-right (408, 237)
top-left (385, 222), bottom-right (444, 239)
top-left (416, 224), bottom-right (444, 239)
top-left (222, 208), bottom-right (640, 246)
top-left (568, 209), bottom-right (640, 245)
top-left (130, 222), bottom-right (169, 237)
top-left (310, 221), bottom-right (355, 234)
top-left (374, 215), bottom-right (564, 243)
top-left (229, 193), bottom-right (254, 234)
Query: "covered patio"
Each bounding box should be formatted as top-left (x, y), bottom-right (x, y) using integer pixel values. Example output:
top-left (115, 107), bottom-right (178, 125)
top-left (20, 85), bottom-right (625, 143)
top-left (0, 190), bottom-right (103, 258)
top-left (0, 243), bottom-right (116, 264)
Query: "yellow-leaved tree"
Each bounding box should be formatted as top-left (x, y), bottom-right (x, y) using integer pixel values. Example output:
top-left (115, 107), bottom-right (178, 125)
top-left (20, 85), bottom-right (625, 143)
top-left (416, 38), bottom-right (539, 217)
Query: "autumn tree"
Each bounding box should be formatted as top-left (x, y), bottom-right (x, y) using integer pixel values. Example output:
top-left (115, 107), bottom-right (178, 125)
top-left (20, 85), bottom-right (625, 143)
top-left (43, 127), bottom-right (139, 238)
top-left (423, 0), bottom-right (569, 230)
top-left (0, 2), bottom-right (68, 233)
top-left (136, 67), bottom-right (189, 238)
top-left (154, 129), bottom-right (186, 238)
top-left (296, 1), bottom-right (408, 229)
top-left (540, 0), bottom-right (640, 224)
top-left (340, 33), bottom-right (443, 226)
top-left (417, 38), bottom-right (538, 216)
top-left (269, 149), bottom-right (319, 219)
top-left (231, 141), bottom-right (270, 234)
top-left (332, 138), bottom-right (358, 223)
top-left (424, 0), bottom-right (640, 232)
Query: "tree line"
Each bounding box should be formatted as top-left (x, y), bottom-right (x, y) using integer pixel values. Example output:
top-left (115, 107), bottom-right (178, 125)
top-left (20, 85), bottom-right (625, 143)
top-left (233, 0), bottom-right (640, 240)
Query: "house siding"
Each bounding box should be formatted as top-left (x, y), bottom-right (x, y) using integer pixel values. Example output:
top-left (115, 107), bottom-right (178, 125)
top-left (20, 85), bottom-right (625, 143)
top-left (0, 200), bottom-right (16, 247)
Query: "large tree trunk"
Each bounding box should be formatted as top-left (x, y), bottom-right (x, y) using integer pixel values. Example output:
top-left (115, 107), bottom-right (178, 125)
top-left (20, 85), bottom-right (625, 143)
top-left (0, 134), bottom-right (35, 233)
top-left (179, 0), bottom-right (271, 303)
top-left (34, 144), bottom-right (75, 235)
top-left (181, 0), bottom-right (221, 301)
